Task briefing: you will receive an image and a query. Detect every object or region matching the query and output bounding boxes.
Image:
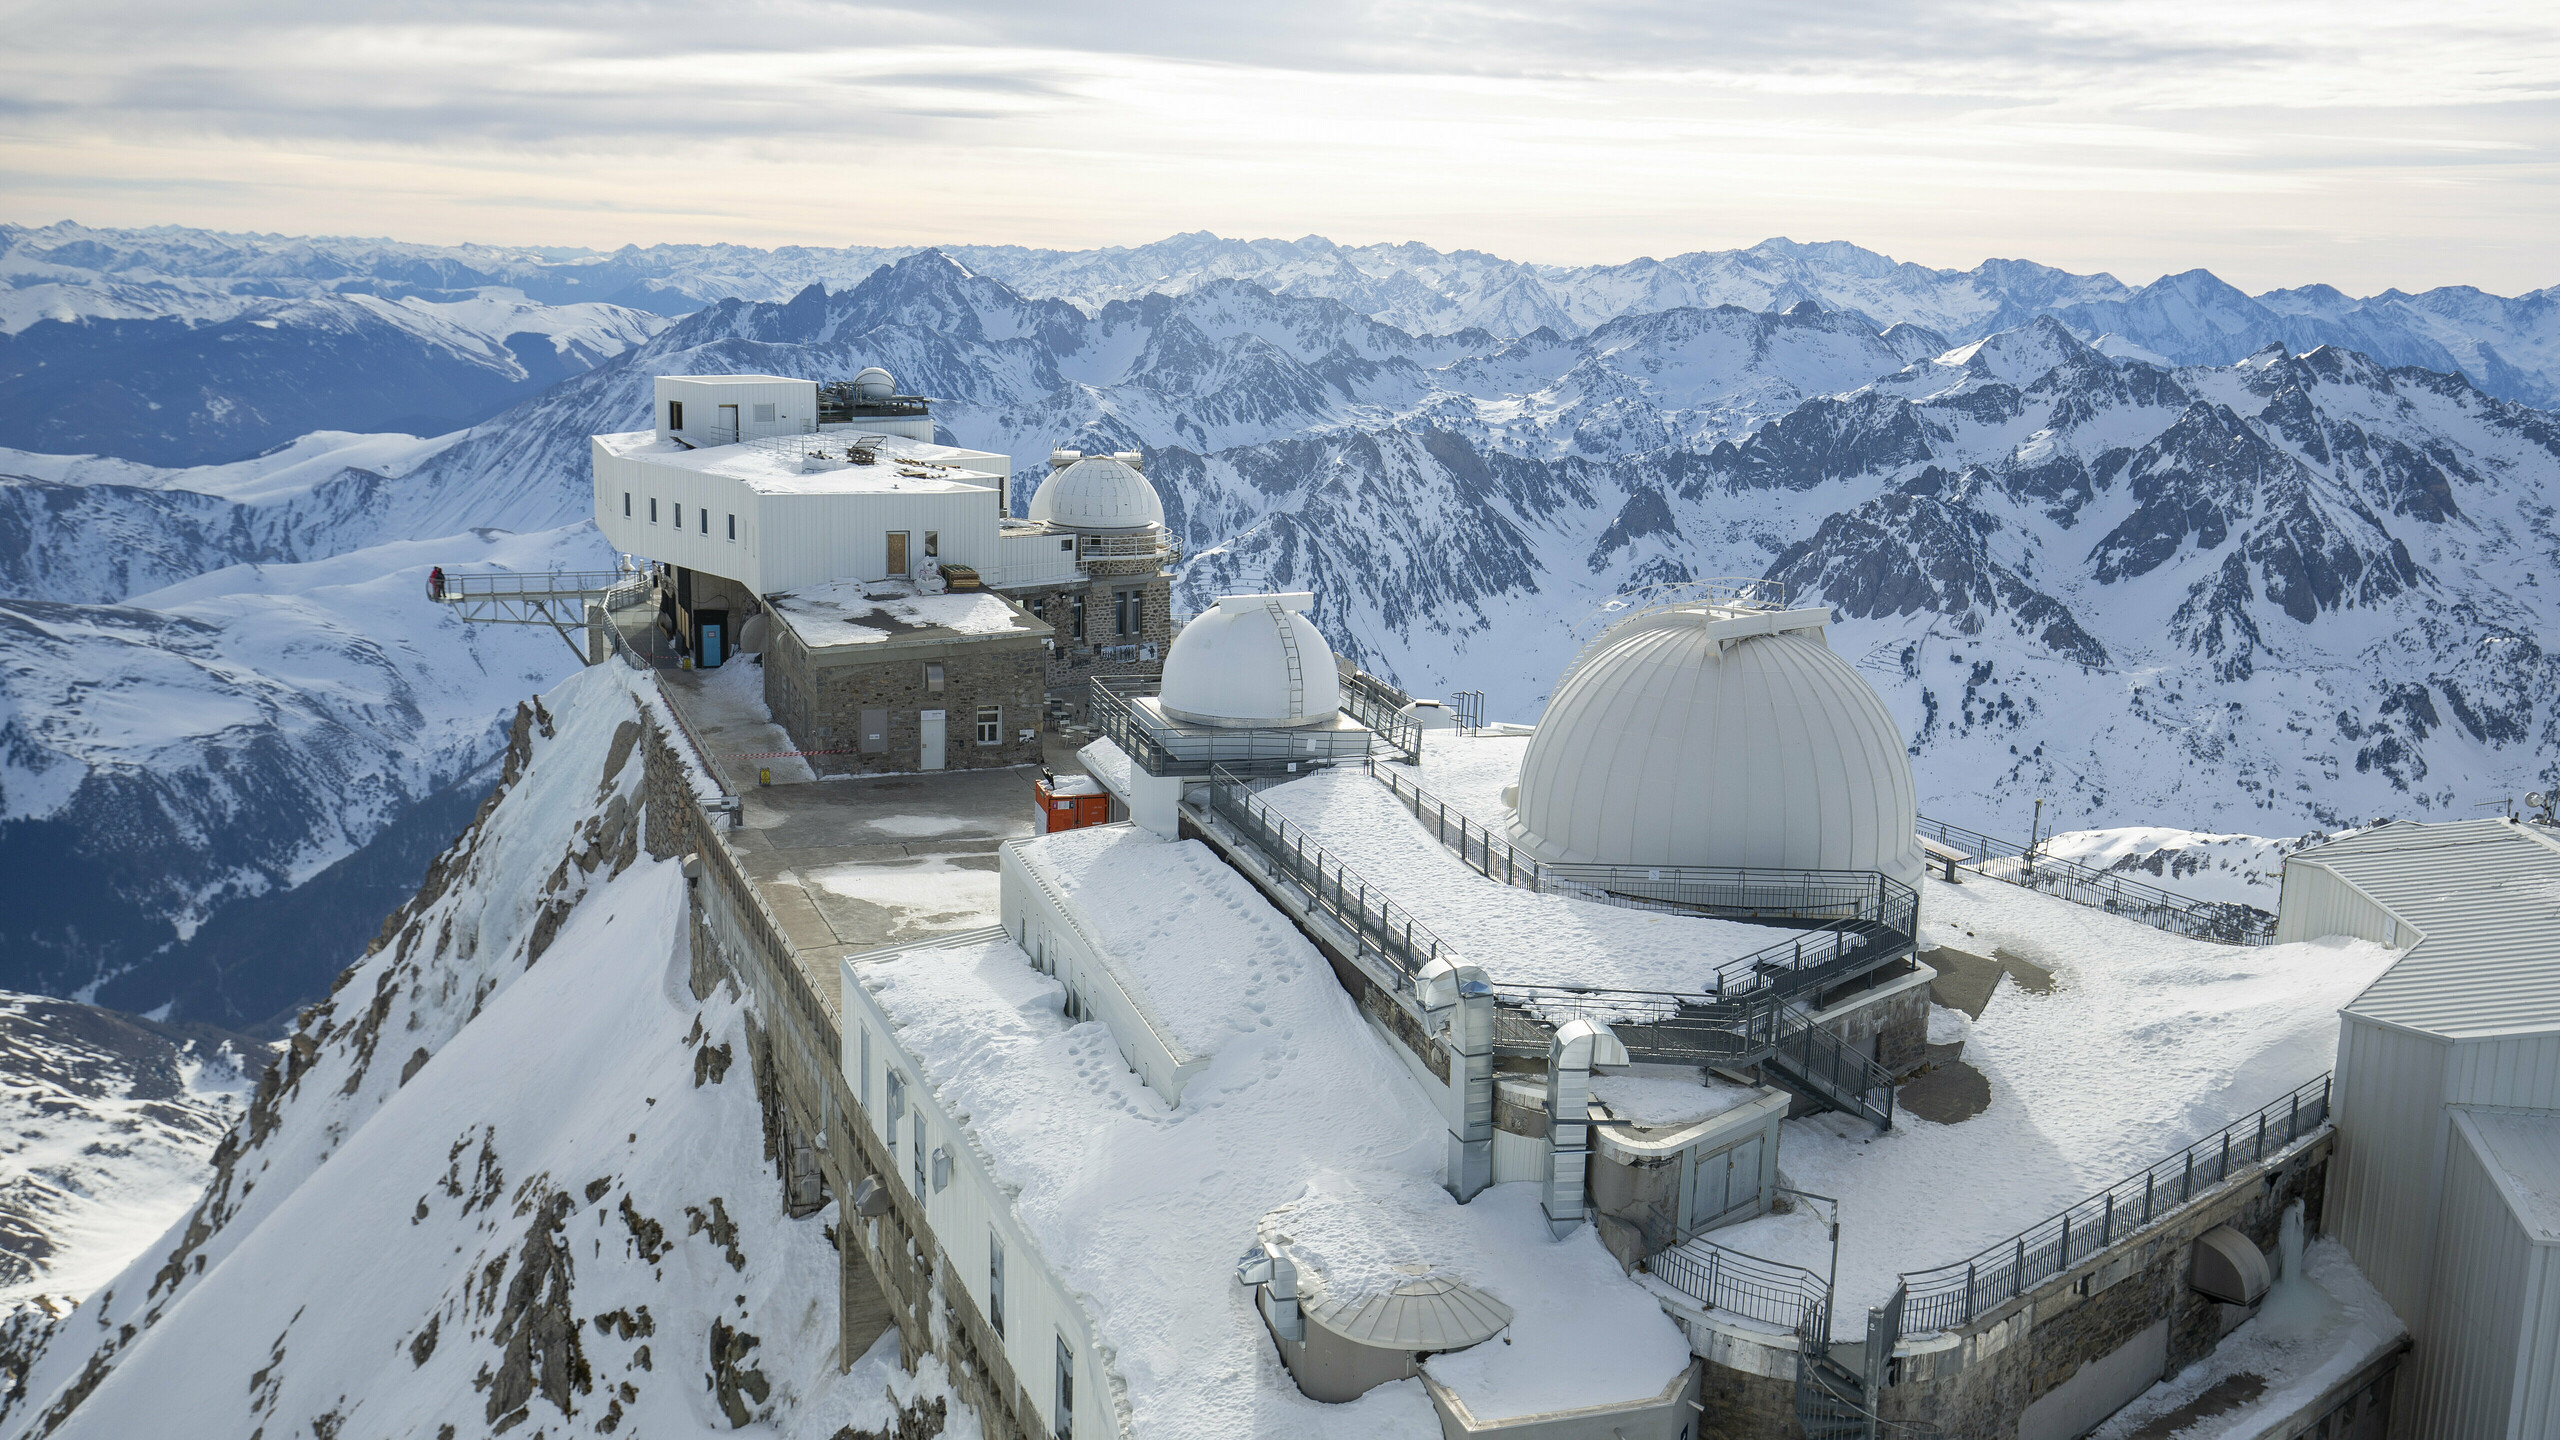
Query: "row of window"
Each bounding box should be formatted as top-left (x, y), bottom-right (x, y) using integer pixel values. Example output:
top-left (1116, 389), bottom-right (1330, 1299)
top-left (624, 492), bottom-right (738, 541)
top-left (1028, 589), bottom-right (1149, 642)
top-left (665, 400), bottom-right (779, 430)
top-left (858, 1023), bottom-right (1074, 1437)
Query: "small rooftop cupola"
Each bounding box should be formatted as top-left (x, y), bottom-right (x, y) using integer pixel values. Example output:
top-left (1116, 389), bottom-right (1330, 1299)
top-left (1028, 451), bottom-right (1163, 533)
top-left (1158, 593), bottom-right (1340, 729)
top-left (1506, 591), bottom-right (1922, 889)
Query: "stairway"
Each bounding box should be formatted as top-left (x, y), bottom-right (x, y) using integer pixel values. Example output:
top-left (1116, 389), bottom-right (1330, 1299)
top-left (1795, 1343), bottom-right (1872, 1440)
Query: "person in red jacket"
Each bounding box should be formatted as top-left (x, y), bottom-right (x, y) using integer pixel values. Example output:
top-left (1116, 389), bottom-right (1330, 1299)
top-left (428, 565), bottom-right (445, 601)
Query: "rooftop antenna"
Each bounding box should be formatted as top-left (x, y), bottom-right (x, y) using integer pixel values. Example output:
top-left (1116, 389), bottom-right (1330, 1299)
top-left (2474, 797), bottom-right (2520, 821)
top-left (2528, 791), bottom-right (2556, 826)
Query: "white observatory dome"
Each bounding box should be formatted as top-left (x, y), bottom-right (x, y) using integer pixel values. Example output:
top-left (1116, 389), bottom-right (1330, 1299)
top-left (851, 366), bottom-right (896, 401)
top-left (1028, 455), bottom-right (1164, 533)
top-left (1506, 606), bottom-right (1922, 889)
top-left (1158, 593), bottom-right (1341, 729)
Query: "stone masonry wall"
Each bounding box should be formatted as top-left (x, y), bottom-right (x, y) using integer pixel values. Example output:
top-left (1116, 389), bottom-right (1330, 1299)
top-left (1024, 574), bottom-right (1173, 711)
top-left (638, 696), bottom-right (1050, 1440)
top-left (1869, 1133), bottom-right (2335, 1437)
top-left (765, 630), bottom-right (1046, 777)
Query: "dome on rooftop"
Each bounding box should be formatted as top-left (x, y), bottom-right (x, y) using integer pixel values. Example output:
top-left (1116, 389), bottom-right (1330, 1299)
top-left (851, 366), bottom-right (895, 400)
top-left (1159, 593), bottom-right (1340, 729)
top-left (1029, 455), bottom-right (1163, 533)
top-left (1506, 605), bottom-right (1921, 888)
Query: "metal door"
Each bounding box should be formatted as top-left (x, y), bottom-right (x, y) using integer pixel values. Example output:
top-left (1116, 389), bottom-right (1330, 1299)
top-left (919, 709), bottom-right (945, 770)
top-left (700, 623), bottom-right (722, 668)
top-left (717, 403), bottom-right (739, 443)
top-left (860, 708), bottom-right (888, 755)
top-left (887, 531), bottom-right (910, 576)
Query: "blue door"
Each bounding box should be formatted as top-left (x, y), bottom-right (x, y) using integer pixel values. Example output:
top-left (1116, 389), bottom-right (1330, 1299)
top-left (700, 623), bottom-right (722, 668)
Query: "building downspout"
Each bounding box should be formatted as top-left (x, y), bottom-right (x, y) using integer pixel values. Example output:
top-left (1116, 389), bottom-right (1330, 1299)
top-left (1419, 958), bottom-right (1496, 1202)
top-left (1544, 1018), bottom-right (1628, 1238)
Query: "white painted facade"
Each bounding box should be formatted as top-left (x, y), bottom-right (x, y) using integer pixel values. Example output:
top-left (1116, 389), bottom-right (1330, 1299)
top-left (593, 431), bottom-right (1013, 595)
top-left (839, 954), bottom-right (1122, 1440)
top-left (999, 840), bottom-right (1210, 1106)
top-left (656, 375), bottom-right (818, 447)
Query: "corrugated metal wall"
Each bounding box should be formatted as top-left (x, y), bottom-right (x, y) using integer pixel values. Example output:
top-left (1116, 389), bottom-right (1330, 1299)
top-left (2275, 861), bottom-right (2403, 945)
top-left (594, 446), bottom-right (766, 590)
top-left (2449, 1033), bottom-right (2560, 1113)
top-left (1001, 531), bottom-right (1085, 588)
top-left (761, 489), bottom-right (1001, 593)
top-left (2329, 1017), bottom-right (2454, 1326)
top-left (658, 377), bottom-right (816, 445)
top-left (840, 962), bottom-right (1119, 1440)
top-left (2408, 1115), bottom-right (2529, 1438)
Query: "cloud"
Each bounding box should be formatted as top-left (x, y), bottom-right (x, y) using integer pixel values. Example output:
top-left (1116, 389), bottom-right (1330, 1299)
top-left (0, 0), bottom-right (2553, 292)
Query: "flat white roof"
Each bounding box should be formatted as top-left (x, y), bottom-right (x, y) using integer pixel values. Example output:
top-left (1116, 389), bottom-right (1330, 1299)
top-left (2299, 819), bottom-right (2560, 1039)
top-left (595, 429), bottom-right (998, 497)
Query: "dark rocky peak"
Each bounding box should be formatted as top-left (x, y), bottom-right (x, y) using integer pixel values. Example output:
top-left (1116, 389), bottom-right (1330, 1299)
top-left (2088, 401), bottom-right (2300, 583)
top-left (1688, 390), bottom-right (1943, 496)
top-left (827, 249), bottom-right (1087, 351)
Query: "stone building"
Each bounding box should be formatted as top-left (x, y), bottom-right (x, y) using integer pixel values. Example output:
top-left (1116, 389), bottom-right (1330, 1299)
top-left (986, 450), bottom-right (1179, 716)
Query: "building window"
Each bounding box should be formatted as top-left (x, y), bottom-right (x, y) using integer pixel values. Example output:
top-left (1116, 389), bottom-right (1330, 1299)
top-left (925, 662), bottom-right (945, 694)
top-left (1116, 590), bottom-right (1140, 636)
top-left (990, 1234), bottom-right (1006, 1338)
top-left (674, 503), bottom-right (684, 528)
top-left (1070, 594), bottom-right (1085, 642)
top-left (668, 400), bottom-right (684, 429)
top-left (699, 508), bottom-right (708, 534)
top-left (976, 707), bottom-right (1000, 745)
top-left (887, 1071), bottom-right (906, 1152)
top-left (912, 1114), bottom-right (926, 1195)
top-left (924, 530), bottom-right (939, 559)
top-left (860, 1029), bottom-right (872, 1115)
top-left (752, 402), bottom-right (776, 423)
top-left (727, 513), bottom-right (736, 540)
top-left (623, 492), bottom-right (631, 517)
top-left (1055, 1336), bottom-right (1075, 1439)
top-left (1059, 537), bottom-right (1074, 552)
top-left (1030, 595), bottom-right (1049, 621)
top-left (649, 498), bottom-right (659, 523)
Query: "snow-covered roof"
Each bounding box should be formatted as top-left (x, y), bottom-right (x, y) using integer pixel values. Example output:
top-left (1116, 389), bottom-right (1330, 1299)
top-left (593, 429), bottom-right (1000, 495)
top-left (2297, 819), bottom-right (2560, 1039)
top-left (850, 849), bottom-right (1693, 1436)
top-left (767, 580), bottom-right (1043, 652)
top-left (2457, 1109), bottom-right (2560, 1242)
top-left (1507, 606), bottom-right (1923, 891)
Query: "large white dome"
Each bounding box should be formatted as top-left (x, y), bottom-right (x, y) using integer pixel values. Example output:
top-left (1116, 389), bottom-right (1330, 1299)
top-left (1159, 593), bottom-right (1341, 729)
top-left (1506, 606), bottom-right (1921, 889)
top-left (1028, 455), bottom-right (1163, 532)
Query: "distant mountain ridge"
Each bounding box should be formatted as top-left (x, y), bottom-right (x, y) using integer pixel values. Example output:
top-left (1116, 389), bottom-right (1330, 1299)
top-left (6, 223), bottom-right (2555, 468)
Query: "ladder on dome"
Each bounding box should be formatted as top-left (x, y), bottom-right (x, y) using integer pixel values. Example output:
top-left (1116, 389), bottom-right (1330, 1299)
top-left (1267, 597), bottom-right (1305, 720)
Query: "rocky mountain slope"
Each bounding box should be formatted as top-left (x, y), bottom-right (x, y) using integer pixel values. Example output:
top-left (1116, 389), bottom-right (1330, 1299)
top-left (1, 667), bottom-right (955, 1439)
top-left (0, 993), bottom-right (267, 1373)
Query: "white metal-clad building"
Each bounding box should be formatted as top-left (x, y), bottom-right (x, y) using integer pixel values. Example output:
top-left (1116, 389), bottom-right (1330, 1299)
top-left (2277, 817), bottom-right (2560, 1436)
top-left (592, 429), bottom-right (1013, 593)
top-left (2424, 1110), bottom-right (2560, 1437)
top-left (1505, 601), bottom-right (1924, 891)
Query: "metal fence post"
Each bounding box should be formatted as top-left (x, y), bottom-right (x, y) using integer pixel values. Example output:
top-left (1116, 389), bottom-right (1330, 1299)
top-left (2219, 1132), bottom-right (2232, 1182)
top-left (2255, 1112), bottom-right (2268, 1163)
top-left (2014, 1238), bottom-right (2025, 1299)
top-left (2059, 1212), bottom-right (2071, 1271)
top-left (2182, 1150), bottom-right (2194, 1203)
top-left (2287, 1093), bottom-right (2300, 1144)
top-left (1964, 1263), bottom-right (1976, 1325)
top-left (2142, 1171), bottom-right (2154, 1227)
top-left (2101, 1193), bottom-right (2114, 1248)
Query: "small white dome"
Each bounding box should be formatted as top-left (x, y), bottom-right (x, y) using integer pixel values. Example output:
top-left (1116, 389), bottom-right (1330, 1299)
top-left (1028, 455), bottom-right (1164, 533)
top-left (851, 366), bottom-right (895, 400)
top-left (1507, 606), bottom-right (1921, 889)
top-left (1159, 593), bottom-right (1341, 729)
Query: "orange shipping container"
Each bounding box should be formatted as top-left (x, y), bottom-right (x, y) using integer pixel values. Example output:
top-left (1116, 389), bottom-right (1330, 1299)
top-left (1035, 773), bottom-right (1112, 832)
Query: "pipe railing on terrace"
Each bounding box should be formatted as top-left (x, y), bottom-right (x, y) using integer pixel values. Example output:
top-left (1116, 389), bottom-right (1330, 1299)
top-left (1918, 815), bottom-right (2277, 946)
top-left (1369, 761), bottom-right (1918, 1003)
top-left (1895, 1074), bottom-right (2332, 1333)
top-left (1339, 668), bottom-right (1424, 763)
top-left (1646, 1235), bottom-right (1832, 1336)
top-left (1086, 675), bottom-right (1369, 779)
top-left (1205, 763), bottom-right (1449, 990)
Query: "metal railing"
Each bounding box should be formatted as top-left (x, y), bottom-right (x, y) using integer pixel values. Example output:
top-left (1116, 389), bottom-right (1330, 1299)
top-left (1086, 675), bottom-right (1370, 779)
top-left (1647, 1235), bottom-right (1832, 1335)
top-left (436, 569), bottom-right (638, 600)
top-left (1339, 668), bottom-right (1424, 763)
top-left (1076, 530), bottom-right (1182, 565)
top-left (1897, 1074), bottom-right (2331, 1332)
top-left (1205, 763), bottom-right (1449, 989)
top-left (1918, 815), bottom-right (2276, 946)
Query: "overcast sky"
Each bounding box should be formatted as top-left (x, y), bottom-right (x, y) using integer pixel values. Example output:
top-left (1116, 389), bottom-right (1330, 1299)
top-left (4, 0), bottom-right (2554, 294)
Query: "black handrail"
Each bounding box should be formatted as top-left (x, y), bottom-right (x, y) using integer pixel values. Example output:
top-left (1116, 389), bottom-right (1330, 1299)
top-left (1918, 815), bottom-right (2276, 946)
top-left (1896, 1074), bottom-right (2331, 1332)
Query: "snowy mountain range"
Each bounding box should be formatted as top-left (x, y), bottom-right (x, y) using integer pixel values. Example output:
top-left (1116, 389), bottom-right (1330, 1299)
top-left (10, 222), bottom-right (2558, 468)
top-left (1, 230), bottom-right (2554, 1042)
